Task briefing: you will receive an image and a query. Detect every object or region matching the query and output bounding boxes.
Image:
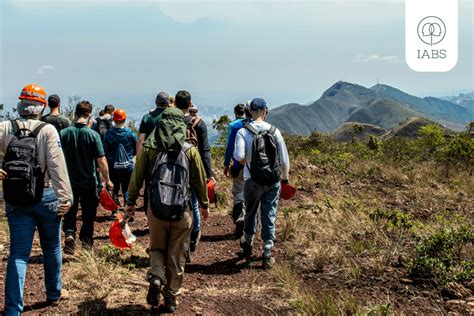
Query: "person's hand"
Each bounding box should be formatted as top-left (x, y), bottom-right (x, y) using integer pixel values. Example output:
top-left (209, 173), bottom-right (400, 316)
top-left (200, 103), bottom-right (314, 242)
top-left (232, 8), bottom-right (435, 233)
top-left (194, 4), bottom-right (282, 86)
top-left (105, 180), bottom-right (114, 189)
top-left (224, 166), bottom-right (230, 177)
top-left (57, 201), bottom-right (72, 217)
top-left (208, 176), bottom-right (216, 184)
top-left (0, 169), bottom-right (8, 181)
top-left (200, 207), bottom-right (210, 221)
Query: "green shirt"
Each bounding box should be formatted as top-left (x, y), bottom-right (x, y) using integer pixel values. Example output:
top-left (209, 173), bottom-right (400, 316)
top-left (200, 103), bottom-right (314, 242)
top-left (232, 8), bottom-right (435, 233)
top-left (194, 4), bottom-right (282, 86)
top-left (138, 107), bottom-right (165, 139)
top-left (60, 123), bottom-right (105, 190)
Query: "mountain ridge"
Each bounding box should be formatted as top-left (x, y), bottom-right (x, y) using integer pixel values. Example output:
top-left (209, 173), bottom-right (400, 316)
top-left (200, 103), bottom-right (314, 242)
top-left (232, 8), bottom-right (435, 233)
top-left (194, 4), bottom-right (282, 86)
top-left (267, 81), bottom-right (472, 135)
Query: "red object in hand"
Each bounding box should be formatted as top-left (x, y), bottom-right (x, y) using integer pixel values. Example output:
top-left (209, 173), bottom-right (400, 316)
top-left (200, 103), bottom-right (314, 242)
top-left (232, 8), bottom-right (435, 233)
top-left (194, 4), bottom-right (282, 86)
top-left (280, 182), bottom-right (297, 200)
top-left (99, 186), bottom-right (120, 211)
top-left (109, 212), bottom-right (134, 249)
top-left (207, 178), bottom-right (215, 204)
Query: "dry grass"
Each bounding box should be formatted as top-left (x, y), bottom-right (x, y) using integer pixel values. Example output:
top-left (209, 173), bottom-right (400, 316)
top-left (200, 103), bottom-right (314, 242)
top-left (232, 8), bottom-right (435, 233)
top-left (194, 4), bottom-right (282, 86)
top-left (62, 246), bottom-right (148, 313)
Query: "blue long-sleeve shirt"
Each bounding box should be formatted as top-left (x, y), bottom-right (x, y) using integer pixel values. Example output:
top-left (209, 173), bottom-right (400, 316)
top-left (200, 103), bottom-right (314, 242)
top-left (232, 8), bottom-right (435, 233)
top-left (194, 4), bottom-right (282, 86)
top-left (224, 118), bottom-right (249, 167)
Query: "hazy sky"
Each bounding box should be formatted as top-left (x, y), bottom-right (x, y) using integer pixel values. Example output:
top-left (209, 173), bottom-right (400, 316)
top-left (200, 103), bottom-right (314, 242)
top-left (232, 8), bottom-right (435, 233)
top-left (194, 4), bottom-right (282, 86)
top-left (0, 0), bottom-right (473, 108)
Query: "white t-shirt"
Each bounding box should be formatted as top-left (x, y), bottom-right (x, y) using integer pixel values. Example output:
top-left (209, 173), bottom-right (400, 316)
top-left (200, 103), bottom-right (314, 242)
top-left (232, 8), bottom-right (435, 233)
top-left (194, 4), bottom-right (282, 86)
top-left (234, 120), bottom-right (290, 181)
top-left (0, 119), bottom-right (73, 204)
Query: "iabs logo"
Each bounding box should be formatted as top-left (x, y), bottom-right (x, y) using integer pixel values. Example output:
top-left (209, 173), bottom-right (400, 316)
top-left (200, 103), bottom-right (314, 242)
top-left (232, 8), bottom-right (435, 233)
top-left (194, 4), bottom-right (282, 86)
top-left (406, 0), bottom-right (458, 72)
top-left (417, 16), bottom-right (447, 59)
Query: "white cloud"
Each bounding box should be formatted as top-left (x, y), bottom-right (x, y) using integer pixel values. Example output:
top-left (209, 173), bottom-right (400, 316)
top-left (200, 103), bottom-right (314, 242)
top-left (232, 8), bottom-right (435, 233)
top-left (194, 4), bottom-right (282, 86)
top-left (354, 54), bottom-right (401, 64)
top-left (37, 65), bottom-right (55, 74)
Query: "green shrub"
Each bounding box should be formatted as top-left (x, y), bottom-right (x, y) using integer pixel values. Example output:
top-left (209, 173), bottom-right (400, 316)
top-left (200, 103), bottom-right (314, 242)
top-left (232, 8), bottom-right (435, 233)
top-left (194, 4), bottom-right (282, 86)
top-left (409, 226), bottom-right (474, 284)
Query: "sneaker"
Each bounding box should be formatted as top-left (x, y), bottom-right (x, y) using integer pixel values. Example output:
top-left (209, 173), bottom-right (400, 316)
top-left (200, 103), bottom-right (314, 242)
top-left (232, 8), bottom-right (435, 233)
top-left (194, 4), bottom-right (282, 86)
top-left (189, 230), bottom-right (201, 253)
top-left (64, 235), bottom-right (75, 255)
top-left (262, 256), bottom-right (275, 270)
top-left (146, 277), bottom-right (162, 307)
top-left (240, 240), bottom-right (252, 261)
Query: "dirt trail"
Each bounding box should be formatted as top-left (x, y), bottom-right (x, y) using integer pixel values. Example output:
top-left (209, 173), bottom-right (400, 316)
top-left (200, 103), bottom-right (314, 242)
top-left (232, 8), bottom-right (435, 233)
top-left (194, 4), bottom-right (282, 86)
top-left (0, 206), bottom-right (291, 315)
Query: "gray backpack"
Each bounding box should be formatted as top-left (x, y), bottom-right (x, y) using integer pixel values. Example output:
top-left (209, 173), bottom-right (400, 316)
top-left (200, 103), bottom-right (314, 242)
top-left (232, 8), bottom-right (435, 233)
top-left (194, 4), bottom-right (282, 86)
top-left (150, 142), bottom-right (193, 221)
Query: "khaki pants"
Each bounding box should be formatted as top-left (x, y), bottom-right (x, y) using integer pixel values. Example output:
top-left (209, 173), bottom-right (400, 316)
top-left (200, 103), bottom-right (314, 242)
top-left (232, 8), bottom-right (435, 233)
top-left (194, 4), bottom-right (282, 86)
top-left (146, 206), bottom-right (193, 302)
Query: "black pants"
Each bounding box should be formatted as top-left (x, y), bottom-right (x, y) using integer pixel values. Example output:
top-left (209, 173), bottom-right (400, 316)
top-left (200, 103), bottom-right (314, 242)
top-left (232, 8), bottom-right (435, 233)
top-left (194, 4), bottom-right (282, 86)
top-left (63, 186), bottom-right (99, 247)
top-left (108, 160), bottom-right (133, 201)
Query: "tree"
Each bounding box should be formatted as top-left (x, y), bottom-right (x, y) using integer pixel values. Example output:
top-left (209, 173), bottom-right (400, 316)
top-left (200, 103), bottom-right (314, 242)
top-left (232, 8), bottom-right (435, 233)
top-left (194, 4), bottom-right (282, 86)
top-left (212, 115), bottom-right (231, 146)
top-left (64, 95), bottom-right (82, 121)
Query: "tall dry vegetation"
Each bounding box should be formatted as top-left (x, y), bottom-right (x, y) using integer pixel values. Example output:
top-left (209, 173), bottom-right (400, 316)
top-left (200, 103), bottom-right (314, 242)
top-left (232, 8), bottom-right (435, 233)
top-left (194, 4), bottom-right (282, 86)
top-left (266, 126), bottom-right (473, 313)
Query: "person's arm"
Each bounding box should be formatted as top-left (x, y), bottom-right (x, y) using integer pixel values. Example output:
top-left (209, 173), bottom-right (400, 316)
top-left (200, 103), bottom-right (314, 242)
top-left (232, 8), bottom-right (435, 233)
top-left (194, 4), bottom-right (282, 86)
top-left (137, 133), bottom-right (146, 155)
top-left (234, 129), bottom-right (246, 165)
top-left (93, 132), bottom-right (112, 187)
top-left (97, 156), bottom-right (112, 188)
top-left (127, 146), bottom-right (150, 204)
top-left (187, 146), bottom-right (210, 219)
top-left (224, 125), bottom-right (239, 167)
top-left (136, 116), bottom-right (147, 154)
top-left (196, 121), bottom-right (214, 179)
top-left (41, 125), bottom-right (73, 214)
top-left (130, 131), bottom-right (138, 157)
top-left (103, 132), bottom-right (111, 159)
top-left (275, 129), bottom-right (290, 181)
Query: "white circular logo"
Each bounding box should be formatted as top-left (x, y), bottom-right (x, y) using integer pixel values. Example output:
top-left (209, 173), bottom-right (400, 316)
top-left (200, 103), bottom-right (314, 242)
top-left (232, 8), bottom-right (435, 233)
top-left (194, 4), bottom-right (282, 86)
top-left (417, 16), bottom-right (446, 46)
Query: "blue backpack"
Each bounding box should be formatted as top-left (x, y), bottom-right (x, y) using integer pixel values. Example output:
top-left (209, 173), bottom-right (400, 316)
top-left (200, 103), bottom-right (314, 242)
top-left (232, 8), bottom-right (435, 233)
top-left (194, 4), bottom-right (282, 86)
top-left (113, 143), bottom-right (132, 170)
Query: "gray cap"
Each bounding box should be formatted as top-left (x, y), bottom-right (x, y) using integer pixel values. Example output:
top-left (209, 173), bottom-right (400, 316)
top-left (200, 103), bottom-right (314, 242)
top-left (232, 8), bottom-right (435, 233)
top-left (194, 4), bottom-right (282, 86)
top-left (155, 92), bottom-right (170, 106)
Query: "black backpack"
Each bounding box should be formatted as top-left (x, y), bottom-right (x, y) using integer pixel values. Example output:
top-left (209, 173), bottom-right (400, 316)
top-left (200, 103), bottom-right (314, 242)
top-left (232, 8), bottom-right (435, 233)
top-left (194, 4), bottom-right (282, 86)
top-left (2, 120), bottom-right (47, 207)
top-left (245, 123), bottom-right (281, 185)
top-left (95, 117), bottom-right (113, 138)
top-left (150, 143), bottom-right (193, 221)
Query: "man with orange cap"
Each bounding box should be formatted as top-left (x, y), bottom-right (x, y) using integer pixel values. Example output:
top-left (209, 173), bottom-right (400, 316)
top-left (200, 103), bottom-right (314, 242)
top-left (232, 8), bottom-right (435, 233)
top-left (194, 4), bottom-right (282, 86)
top-left (103, 109), bottom-right (137, 205)
top-left (0, 84), bottom-right (73, 315)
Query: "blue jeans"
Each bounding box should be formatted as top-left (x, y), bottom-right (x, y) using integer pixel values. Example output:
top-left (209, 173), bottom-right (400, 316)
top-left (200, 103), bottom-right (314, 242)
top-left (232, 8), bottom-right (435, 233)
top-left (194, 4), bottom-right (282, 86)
top-left (4, 188), bottom-right (62, 316)
top-left (191, 190), bottom-right (200, 234)
top-left (243, 179), bottom-right (281, 257)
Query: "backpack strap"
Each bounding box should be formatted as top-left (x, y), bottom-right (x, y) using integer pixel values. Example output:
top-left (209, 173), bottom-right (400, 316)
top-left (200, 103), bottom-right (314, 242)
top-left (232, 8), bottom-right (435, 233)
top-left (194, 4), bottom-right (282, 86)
top-left (182, 142), bottom-right (194, 153)
top-left (31, 122), bottom-right (47, 138)
top-left (268, 125), bottom-right (277, 136)
top-left (244, 122), bottom-right (258, 135)
top-left (192, 117), bottom-right (201, 129)
top-left (10, 120), bottom-right (20, 135)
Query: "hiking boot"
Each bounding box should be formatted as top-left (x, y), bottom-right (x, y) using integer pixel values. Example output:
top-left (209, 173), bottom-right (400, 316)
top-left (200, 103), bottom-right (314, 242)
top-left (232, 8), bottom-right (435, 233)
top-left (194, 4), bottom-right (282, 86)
top-left (262, 256), bottom-right (276, 270)
top-left (146, 277), bottom-right (162, 307)
top-left (240, 239), bottom-right (252, 261)
top-left (64, 234), bottom-right (75, 255)
top-left (235, 216), bottom-right (244, 237)
top-left (162, 297), bottom-right (177, 313)
top-left (189, 230), bottom-right (201, 253)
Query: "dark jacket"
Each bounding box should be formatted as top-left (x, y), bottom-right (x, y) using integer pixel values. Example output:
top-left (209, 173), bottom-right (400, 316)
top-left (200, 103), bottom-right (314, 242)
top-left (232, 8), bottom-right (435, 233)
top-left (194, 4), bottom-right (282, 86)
top-left (185, 116), bottom-right (214, 179)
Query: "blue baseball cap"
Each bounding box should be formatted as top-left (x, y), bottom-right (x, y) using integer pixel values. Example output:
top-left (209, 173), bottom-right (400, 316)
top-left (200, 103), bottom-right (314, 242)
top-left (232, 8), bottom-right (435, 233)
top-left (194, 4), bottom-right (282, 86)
top-left (250, 98), bottom-right (268, 111)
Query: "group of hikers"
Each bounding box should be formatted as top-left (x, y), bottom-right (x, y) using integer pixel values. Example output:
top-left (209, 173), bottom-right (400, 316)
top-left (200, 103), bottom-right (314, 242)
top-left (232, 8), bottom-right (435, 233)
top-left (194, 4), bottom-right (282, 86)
top-left (0, 83), bottom-right (290, 314)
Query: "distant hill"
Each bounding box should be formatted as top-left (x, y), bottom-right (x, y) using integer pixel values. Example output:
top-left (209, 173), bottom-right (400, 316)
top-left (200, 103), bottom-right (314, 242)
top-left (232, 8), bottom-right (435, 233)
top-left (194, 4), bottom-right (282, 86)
top-left (267, 81), bottom-right (378, 134)
top-left (347, 98), bottom-right (421, 129)
top-left (382, 117), bottom-right (445, 140)
top-left (370, 84), bottom-right (471, 129)
top-left (440, 92), bottom-right (474, 117)
top-left (267, 81), bottom-right (470, 135)
top-left (331, 122), bottom-right (386, 143)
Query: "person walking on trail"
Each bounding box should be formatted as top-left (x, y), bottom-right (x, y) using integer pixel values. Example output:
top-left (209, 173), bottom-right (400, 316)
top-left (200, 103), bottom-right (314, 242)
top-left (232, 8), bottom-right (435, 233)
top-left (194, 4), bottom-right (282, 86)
top-left (224, 103), bottom-right (252, 235)
top-left (0, 84), bottom-right (73, 315)
top-left (137, 92), bottom-right (170, 154)
top-left (125, 99), bottom-right (210, 312)
top-left (41, 94), bottom-right (71, 133)
top-left (61, 101), bottom-right (113, 254)
top-left (234, 97), bottom-right (290, 270)
top-left (183, 98), bottom-right (215, 256)
top-left (93, 104), bottom-right (115, 141)
top-left (103, 108), bottom-right (137, 203)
